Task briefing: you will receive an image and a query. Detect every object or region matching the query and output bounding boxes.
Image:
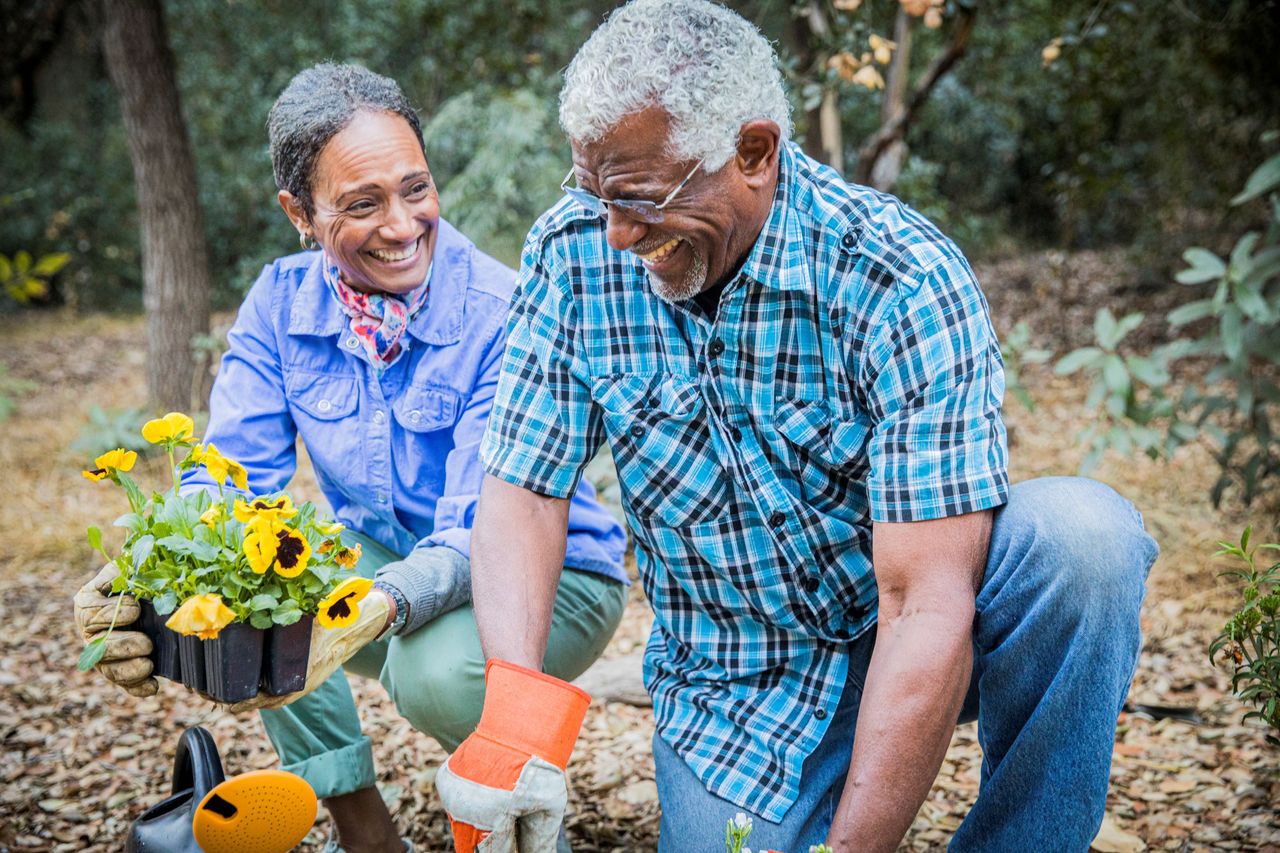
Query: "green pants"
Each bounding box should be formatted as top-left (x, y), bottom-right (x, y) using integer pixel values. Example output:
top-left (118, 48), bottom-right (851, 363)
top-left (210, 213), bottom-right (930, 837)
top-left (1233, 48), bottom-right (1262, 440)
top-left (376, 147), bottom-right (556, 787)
top-left (259, 532), bottom-right (628, 799)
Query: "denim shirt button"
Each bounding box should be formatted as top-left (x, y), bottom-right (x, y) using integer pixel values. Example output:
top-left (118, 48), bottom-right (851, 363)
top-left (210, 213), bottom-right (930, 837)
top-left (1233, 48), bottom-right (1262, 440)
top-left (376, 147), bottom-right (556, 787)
top-left (317, 399), bottom-right (332, 413)
top-left (346, 337), bottom-right (359, 349)
top-left (408, 410), bottom-right (422, 424)
top-left (373, 410), bottom-right (386, 424)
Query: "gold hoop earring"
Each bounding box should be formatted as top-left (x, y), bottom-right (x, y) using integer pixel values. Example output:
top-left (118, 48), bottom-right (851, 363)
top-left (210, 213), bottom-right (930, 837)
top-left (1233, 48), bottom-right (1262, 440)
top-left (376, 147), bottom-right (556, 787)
top-left (299, 232), bottom-right (316, 250)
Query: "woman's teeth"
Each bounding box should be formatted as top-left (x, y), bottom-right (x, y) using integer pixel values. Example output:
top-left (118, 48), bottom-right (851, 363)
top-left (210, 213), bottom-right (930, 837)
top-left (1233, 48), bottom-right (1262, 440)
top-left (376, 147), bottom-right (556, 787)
top-left (636, 237), bottom-right (681, 263)
top-left (370, 240), bottom-right (418, 262)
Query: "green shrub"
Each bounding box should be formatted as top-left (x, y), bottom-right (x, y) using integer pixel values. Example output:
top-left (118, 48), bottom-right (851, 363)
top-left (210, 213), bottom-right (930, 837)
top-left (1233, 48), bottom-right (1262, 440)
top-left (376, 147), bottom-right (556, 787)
top-left (1209, 527), bottom-right (1280, 746)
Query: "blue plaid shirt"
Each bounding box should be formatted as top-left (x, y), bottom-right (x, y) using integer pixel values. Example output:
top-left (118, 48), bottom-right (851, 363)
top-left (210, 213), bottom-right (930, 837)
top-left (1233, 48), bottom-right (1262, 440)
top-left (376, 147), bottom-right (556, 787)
top-left (480, 142), bottom-right (1008, 820)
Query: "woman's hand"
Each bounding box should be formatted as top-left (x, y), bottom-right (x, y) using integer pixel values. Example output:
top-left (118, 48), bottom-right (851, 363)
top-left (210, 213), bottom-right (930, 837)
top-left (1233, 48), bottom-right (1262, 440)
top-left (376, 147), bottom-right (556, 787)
top-left (73, 564), bottom-right (158, 697)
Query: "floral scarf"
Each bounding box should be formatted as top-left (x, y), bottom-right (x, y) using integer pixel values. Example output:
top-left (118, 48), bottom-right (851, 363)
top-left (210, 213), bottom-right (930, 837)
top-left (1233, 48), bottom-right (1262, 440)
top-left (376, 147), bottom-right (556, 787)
top-left (322, 254), bottom-right (431, 369)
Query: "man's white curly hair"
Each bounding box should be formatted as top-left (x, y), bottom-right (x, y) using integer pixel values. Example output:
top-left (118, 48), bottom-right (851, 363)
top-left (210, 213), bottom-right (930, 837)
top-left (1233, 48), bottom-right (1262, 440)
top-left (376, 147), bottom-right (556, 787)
top-left (559, 0), bottom-right (793, 173)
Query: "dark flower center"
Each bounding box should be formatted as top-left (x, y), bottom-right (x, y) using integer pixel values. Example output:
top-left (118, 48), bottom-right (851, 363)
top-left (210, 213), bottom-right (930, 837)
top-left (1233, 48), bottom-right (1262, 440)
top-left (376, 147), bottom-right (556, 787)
top-left (276, 531), bottom-right (305, 568)
top-left (326, 593), bottom-right (356, 621)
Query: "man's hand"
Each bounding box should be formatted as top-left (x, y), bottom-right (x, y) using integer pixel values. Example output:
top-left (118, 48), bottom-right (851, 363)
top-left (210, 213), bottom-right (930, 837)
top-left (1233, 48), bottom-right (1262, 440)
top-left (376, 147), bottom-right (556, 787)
top-left (73, 564), bottom-right (157, 697)
top-left (827, 510), bottom-right (992, 852)
top-left (224, 590), bottom-right (390, 712)
top-left (436, 660), bottom-right (590, 853)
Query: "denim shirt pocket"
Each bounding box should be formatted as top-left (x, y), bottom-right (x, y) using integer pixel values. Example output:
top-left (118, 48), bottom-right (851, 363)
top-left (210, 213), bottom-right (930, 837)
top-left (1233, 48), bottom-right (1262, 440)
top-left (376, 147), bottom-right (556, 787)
top-left (392, 383), bottom-right (459, 433)
top-left (595, 374), bottom-right (729, 527)
top-left (286, 371), bottom-right (359, 421)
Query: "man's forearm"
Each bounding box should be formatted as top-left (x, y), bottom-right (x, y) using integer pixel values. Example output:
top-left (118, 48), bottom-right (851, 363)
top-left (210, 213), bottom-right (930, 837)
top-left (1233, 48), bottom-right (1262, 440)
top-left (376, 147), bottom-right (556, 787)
top-left (828, 602), bottom-right (974, 852)
top-left (471, 473), bottom-right (571, 670)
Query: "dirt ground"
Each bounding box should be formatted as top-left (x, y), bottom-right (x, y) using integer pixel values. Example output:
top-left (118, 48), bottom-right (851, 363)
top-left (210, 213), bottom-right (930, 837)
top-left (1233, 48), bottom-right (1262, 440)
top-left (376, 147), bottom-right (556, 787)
top-left (0, 249), bottom-right (1276, 852)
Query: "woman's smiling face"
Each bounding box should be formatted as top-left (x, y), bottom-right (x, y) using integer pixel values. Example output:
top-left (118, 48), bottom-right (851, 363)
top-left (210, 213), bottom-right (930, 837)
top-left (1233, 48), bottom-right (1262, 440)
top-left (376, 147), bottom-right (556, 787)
top-left (290, 109), bottom-right (440, 295)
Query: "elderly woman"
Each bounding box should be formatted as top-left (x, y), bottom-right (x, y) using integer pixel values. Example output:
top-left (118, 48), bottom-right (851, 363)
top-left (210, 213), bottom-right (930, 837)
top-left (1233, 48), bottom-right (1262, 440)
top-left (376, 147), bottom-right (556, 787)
top-left (76, 63), bottom-right (628, 852)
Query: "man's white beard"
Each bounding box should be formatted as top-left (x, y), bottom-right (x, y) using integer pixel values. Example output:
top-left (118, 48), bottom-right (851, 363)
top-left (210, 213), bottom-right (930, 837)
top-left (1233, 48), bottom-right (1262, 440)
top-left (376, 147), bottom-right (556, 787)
top-left (647, 247), bottom-right (709, 305)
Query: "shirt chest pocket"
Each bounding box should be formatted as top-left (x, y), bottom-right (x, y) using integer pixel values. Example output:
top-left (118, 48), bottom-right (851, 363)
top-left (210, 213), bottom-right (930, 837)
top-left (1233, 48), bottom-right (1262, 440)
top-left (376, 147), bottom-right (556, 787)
top-left (594, 374), bottom-right (730, 527)
top-left (773, 397), bottom-right (872, 505)
top-left (392, 384), bottom-right (458, 433)
top-left (287, 372), bottom-right (359, 421)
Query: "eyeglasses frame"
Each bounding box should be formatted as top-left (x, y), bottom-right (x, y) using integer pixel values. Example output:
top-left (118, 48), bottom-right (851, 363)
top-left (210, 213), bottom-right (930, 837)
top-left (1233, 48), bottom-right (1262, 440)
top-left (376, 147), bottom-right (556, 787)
top-left (559, 157), bottom-right (706, 224)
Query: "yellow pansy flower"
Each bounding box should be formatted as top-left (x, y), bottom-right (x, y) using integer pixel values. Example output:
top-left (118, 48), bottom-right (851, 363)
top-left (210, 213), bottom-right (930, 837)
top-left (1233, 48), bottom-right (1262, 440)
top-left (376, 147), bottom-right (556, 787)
top-left (233, 494), bottom-right (298, 523)
top-left (272, 527), bottom-right (312, 579)
top-left (141, 412), bottom-right (196, 446)
top-left (82, 448), bottom-right (138, 481)
top-left (200, 504), bottom-right (225, 527)
top-left (316, 520), bottom-right (345, 536)
top-left (165, 593), bottom-right (236, 640)
top-left (191, 443), bottom-right (249, 491)
top-left (243, 516), bottom-right (281, 574)
top-left (317, 577), bottom-right (373, 629)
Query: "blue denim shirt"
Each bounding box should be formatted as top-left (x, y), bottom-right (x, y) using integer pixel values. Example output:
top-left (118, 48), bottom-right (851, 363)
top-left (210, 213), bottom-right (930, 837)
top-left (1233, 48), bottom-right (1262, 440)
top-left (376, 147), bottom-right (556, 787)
top-left (185, 218), bottom-right (628, 587)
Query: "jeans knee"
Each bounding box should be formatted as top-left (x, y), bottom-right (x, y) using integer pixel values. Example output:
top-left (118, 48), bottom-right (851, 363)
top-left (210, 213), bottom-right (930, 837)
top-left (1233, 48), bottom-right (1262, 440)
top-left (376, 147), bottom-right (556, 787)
top-left (995, 477), bottom-right (1157, 613)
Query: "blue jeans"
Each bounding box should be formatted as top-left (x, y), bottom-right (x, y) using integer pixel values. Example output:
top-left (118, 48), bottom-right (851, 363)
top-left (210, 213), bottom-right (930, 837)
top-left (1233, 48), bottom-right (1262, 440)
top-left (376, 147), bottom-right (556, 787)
top-left (654, 477), bottom-right (1159, 852)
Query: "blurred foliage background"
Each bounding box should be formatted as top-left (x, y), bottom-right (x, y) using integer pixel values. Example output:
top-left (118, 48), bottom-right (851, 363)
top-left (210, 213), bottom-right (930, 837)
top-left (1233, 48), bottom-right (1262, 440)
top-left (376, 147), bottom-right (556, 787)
top-left (3, 0), bottom-right (1277, 310)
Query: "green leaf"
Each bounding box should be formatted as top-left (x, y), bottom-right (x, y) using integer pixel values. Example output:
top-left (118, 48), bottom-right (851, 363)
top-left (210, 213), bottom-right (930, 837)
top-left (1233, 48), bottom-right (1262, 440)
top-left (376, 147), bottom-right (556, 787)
top-left (154, 590), bottom-right (179, 615)
top-left (1167, 299), bottom-right (1216, 327)
top-left (78, 638), bottom-right (107, 672)
top-left (250, 611), bottom-right (274, 630)
top-left (1232, 153), bottom-right (1280, 205)
top-left (1177, 248), bottom-right (1226, 284)
top-left (1055, 347), bottom-right (1101, 375)
top-left (31, 252), bottom-right (70, 277)
top-left (1126, 356), bottom-right (1169, 387)
top-left (113, 513), bottom-right (145, 535)
top-left (1102, 355), bottom-right (1130, 394)
top-left (249, 593), bottom-right (280, 611)
top-left (0, 255), bottom-right (10, 281)
top-left (1221, 306), bottom-right (1244, 362)
top-left (87, 526), bottom-right (103, 553)
top-left (1093, 308), bottom-right (1118, 350)
top-left (130, 534), bottom-right (155, 570)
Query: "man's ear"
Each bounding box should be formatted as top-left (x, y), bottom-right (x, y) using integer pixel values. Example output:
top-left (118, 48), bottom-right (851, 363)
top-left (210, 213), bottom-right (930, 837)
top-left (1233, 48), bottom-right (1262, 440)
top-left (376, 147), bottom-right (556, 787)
top-left (736, 120), bottom-right (781, 188)
top-left (277, 190), bottom-right (310, 237)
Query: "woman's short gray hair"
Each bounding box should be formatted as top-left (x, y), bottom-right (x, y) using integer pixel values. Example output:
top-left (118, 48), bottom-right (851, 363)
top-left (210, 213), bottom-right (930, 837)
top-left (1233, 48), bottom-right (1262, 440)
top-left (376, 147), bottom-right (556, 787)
top-left (268, 63), bottom-right (424, 218)
top-left (559, 0), bottom-right (792, 172)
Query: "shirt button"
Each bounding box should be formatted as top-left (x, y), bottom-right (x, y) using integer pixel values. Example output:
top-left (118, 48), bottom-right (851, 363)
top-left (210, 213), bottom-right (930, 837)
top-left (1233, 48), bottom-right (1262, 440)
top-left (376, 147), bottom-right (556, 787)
top-left (814, 707), bottom-right (828, 721)
top-left (804, 576), bottom-right (820, 593)
top-left (708, 338), bottom-right (725, 357)
top-left (729, 426), bottom-right (742, 441)
top-left (630, 424), bottom-right (645, 438)
top-left (373, 410), bottom-right (385, 424)
top-left (346, 337), bottom-right (359, 349)
top-left (408, 410), bottom-right (422, 424)
top-left (317, 399), bottom-right (332, 413)
top-left (768, 511), bottom-right (786, 529)
top-left (841, 231), bottom-right (858, 249)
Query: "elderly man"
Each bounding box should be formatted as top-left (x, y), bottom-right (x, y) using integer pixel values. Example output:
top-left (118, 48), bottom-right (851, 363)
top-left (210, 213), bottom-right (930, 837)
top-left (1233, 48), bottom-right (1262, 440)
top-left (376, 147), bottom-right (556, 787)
top-left (436, 1), bottom-right (1159, 851)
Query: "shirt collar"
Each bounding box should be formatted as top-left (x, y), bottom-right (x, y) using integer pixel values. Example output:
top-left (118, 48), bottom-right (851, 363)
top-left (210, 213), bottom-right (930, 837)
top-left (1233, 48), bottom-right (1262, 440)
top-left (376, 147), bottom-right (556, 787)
top-left (736, 141), bottom-right (812, 294)
top-left (288, 217), bottom-right (469, 345)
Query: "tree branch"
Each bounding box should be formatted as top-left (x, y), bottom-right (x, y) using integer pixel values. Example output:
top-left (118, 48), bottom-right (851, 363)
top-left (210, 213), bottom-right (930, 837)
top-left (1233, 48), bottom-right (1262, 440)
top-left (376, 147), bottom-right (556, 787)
top-left (853, 5), bottom-right (977, 186)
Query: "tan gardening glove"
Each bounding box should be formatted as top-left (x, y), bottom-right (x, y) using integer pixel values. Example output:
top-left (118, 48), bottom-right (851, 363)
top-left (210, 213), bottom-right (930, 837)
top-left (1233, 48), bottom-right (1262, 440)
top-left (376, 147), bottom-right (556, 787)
top-left (223, 589), bottom-right (391, 712)
top-left (73, 564), bottom-right (158, 697)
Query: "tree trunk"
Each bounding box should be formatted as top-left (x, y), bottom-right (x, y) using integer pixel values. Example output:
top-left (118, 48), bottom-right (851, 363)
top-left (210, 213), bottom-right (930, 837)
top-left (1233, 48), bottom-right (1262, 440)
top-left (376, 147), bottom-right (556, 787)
top-left (853, 5), bottom-right (977, 187)
top-left (100, 0), bottom-right (209, 412)
top-left (868, 9), bottom-right (913, 191)
top-left (793, 1), bottom-right (843, 171)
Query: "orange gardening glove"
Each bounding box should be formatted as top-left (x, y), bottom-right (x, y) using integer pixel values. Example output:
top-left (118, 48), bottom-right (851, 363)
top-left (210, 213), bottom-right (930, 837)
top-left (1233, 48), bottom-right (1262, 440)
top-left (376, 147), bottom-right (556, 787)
top-left (435, 660), bottom-right (591, 853)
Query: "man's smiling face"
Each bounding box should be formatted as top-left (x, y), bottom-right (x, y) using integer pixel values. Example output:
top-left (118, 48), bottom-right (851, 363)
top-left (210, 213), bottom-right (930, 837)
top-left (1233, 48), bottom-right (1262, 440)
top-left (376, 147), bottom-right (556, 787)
top-left (569, 107), bottom-right (774, 304)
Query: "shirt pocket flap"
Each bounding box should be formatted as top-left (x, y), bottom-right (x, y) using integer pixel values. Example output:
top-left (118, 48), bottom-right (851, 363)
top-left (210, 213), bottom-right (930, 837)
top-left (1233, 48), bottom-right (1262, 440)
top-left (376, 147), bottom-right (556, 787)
top-left (393, 385), bottom-right (459, 432)
top-left (286, 372), bottom-right (359, 420)
top-left (773, 397), bottom-right (832, 448)
top-left (593, 374), bottom-right (702, 417)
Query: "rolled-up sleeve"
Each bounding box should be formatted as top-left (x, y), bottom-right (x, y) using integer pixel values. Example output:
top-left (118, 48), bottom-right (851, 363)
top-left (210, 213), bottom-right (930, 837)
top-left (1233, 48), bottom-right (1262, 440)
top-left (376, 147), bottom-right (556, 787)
top-left (862, 255), bottom-right (1008, 523)
top-left (479, 242), bottom-right (604, 498)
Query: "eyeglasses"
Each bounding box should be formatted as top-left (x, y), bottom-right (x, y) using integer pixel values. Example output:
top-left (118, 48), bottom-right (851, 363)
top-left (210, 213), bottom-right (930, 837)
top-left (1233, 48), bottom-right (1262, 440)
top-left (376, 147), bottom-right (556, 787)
top-left (560, 158), bottom-right (705, 224)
